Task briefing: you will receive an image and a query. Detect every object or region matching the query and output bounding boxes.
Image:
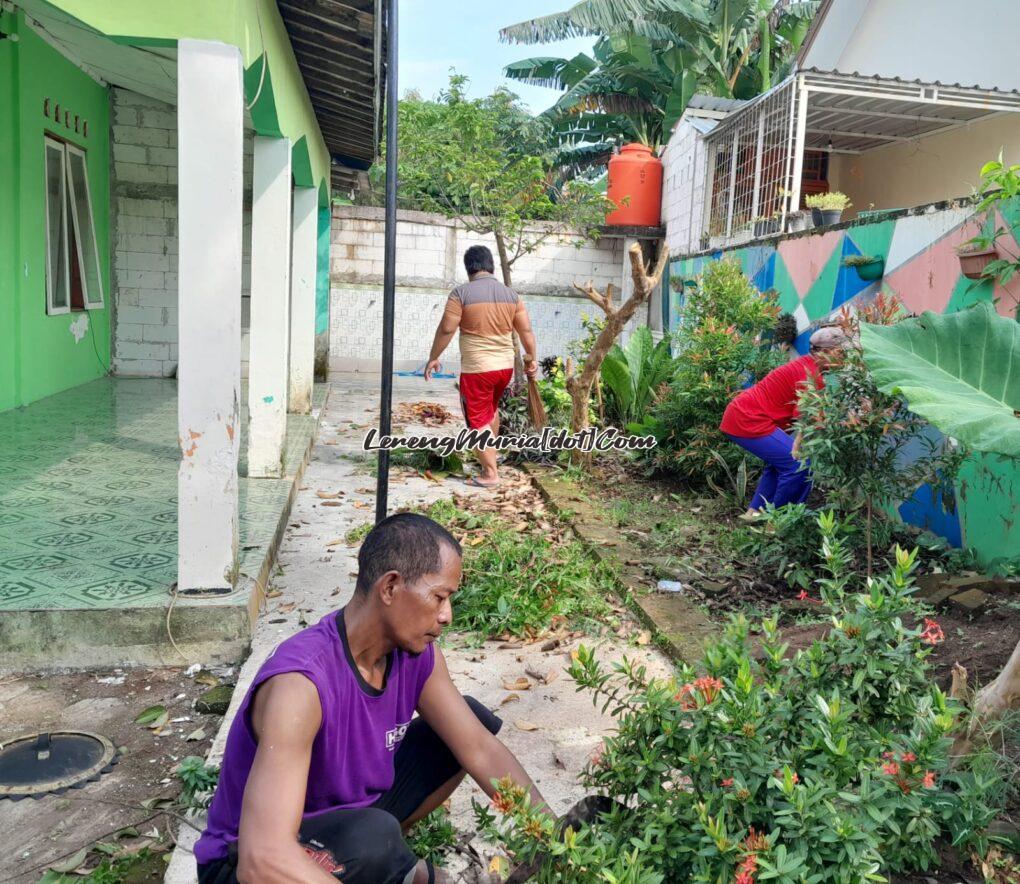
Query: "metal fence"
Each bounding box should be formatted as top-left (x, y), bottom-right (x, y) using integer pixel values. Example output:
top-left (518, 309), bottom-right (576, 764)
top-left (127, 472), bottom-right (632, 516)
top-left (704, 77), bottom-right (799, 249)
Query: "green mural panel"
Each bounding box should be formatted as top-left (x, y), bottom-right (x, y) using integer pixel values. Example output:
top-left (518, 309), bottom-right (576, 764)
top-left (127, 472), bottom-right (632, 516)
top-left (801, 243), bottom-right (844, 319)
top-left (944, 275), bottom-right (995, 314)
top-left (3, 11), bottom-right (111, 411)
top-left (958, 452), bottom-right (1020, 570)
top-left (771, 253), bottom-right (800, 313)
top-left (845, 219), bottom-right (896, 262)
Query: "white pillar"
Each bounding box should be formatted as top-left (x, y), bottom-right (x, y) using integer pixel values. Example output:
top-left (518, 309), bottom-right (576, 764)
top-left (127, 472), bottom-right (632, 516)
top-left (288, 187), bottom-right (318, 414)
top-left (789, 77), bottom-right (810, 216)
top-left (177, 40), bottom-right (243, 593)
top-left (247, 136), bottom-right (292, 478)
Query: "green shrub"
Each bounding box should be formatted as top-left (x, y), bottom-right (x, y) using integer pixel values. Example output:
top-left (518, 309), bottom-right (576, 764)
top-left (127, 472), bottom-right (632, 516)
top-left (407, 807), bottom-right (458, 867)
top-left (177, 755), bottom-right (220, 811)
top-left (479, 514), bottom-right (1006, 882)
top-left (636, 260), bottom-right (781, 486)
top-left (601, 327), bottom-right (677, 426)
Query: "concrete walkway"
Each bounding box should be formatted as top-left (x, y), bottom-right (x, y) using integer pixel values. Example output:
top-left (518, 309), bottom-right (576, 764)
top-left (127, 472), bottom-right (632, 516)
top-left (167, 373), bottom-right (669, 882)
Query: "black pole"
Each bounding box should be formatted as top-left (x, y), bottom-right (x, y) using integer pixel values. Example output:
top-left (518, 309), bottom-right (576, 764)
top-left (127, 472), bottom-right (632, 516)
top-left (375, 0), bottom-right (398, 525)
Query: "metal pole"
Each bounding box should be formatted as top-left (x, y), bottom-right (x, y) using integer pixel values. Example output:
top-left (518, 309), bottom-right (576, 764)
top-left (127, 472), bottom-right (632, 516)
top-left (375, 0), bottom-right (397, 525)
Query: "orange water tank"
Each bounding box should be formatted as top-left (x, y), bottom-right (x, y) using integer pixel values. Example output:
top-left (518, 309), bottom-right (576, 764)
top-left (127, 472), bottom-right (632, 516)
top-left (605, 143), bottom-right (663, 226)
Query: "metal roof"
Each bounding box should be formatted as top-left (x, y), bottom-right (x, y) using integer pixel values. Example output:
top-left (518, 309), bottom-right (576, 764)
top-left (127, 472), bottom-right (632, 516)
top-left (277, 0), bottom-right (386, 193)
top-left (706, 68), bottom-right (1020, 155)
top-left (687, 95), bottom-right (748, 114)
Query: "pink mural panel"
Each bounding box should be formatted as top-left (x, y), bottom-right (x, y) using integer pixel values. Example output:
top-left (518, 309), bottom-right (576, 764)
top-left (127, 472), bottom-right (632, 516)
top-left (777, 231), bottom-right (842, 300)
top-left (883, 221), bottom-right (975, 315)
top-left (884, 210), bottom-right (1020, 317)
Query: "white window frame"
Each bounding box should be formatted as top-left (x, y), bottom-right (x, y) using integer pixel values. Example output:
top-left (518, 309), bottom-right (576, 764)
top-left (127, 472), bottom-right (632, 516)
top-left (44, 136), bottom-right (71, 316)
top-left (64, 143), bottom-right (105, 310)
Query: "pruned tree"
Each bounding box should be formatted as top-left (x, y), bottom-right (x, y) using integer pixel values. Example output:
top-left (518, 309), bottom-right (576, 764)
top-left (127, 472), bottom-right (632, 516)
top-left (566, 241), bottom-right (668, 459)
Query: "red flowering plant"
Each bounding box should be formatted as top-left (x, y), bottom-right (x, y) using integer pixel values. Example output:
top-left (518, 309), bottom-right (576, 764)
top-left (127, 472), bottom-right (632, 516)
top-left (478, 515), bottom-right (1006, 882)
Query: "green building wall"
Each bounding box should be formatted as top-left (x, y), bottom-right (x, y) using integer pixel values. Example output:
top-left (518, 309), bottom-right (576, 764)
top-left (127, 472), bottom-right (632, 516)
top-left (0, 8), bottom-right (111, 410)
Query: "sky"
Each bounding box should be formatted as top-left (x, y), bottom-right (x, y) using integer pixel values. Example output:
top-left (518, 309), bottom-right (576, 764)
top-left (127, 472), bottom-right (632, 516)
top-left (398, 0), bottom-right (595, 115)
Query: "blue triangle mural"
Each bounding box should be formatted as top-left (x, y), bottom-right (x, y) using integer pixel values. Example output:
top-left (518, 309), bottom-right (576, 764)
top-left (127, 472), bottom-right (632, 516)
top-left (832, 238), bottom-right (875, 309)
top-left (751, 251), bottom-right (777, 292)
top-left (793, 328), bottom-right (813, 355)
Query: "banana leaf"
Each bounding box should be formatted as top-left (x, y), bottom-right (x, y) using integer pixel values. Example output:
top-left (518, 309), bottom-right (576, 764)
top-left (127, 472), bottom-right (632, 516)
top-left (859, 301), bottom-right (1020, 457)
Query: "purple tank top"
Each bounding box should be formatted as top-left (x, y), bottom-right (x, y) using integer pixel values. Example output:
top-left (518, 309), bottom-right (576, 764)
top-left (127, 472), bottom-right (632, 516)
top-left (194, 609), bottom-right (436, 864)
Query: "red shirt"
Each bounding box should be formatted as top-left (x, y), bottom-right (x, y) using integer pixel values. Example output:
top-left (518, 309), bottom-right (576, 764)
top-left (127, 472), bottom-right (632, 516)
top-left (719, 355), bottom-right (824, 438)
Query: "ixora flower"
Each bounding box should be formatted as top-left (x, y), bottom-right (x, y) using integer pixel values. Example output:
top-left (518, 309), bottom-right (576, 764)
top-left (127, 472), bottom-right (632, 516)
top-left (922, 771), bottom-right (937, 789)
top-left (675, 676), bottom-right (724, 709)
top-left (720, 778), bottom-right (734, 787)
top-left (881, 761), bottom-right (901, 776)
top-left (920, 618), bottom-right (945, 645)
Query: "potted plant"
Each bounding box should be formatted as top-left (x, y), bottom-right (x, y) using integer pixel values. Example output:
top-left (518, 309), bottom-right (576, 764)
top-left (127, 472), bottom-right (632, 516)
top-left (842, 254), bottom-right (885, 281)
top-left (787, 210), bottom-right (810, 232)
top-left (806, 191), bottom-right (852, 225)
top-left (956, 242), bottom-right (1000, 280)
top-left (753, 214), bottom-right (781, 237)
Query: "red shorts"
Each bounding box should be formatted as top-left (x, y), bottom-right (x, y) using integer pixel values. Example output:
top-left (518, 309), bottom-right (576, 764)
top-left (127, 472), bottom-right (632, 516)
top-left (459, 368), bottom-right (513, 429)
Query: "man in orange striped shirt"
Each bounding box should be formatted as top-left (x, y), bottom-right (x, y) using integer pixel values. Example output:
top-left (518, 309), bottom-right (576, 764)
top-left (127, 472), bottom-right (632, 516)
top-left (425, 246), bottom-right (538, 488)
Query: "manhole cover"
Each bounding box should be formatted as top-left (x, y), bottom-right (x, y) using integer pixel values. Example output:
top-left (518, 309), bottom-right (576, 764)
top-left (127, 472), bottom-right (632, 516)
top-left (0, 731), bottom-right (117, 800)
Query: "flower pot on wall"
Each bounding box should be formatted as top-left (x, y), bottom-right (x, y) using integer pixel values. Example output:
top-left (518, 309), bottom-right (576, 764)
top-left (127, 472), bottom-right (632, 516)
top-left (957, 246), bottom-right (998, 280)
top-left (753, 219), bottom-right (780, 237)
top-left (811, 208), bottom-right (823, 226)
top-left (853, 259), bottom-right (885, 281)
top-left (820, 209), bottom-right (843, 226)
top-left (787, 212), bottom-right (809, 232)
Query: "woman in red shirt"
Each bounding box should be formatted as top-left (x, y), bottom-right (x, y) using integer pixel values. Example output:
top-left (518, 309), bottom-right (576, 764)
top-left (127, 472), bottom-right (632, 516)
top-left (720, 326), bottom-right (847, 519)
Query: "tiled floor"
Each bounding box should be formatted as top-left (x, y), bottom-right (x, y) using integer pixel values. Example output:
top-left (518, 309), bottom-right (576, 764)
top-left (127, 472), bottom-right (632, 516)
top-left (0, 379), bottom-right (324, 611)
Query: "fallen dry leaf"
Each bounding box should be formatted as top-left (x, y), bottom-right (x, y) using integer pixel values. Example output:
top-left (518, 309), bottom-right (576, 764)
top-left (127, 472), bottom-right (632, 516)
top-left (353, 501), bottom-right (371, 509)
top-left (514, 720), bottom-right (540, 732)
top-left (316, 491), bottom-right (341, 500)
top-left (502, 677), bottom-right (531, 692)
top-left (265, 589), bottom-right (283, 599)
top-left (499, 693), bottom-right (521, 707)
top-left (325, 537), bottom-right (346, 546)
top-left (636, 631), bottom-right (652, 645)
top-left (321, 501), bottom-right (343, 507)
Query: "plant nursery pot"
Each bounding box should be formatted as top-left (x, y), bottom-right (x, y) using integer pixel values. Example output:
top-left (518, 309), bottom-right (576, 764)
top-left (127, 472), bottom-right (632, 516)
top-left (811, 208), bottom-right (823, 226)
top-left (753, 219), bottom-right (780, 237)
top-left (820, 209), bottom-right (843, 226)
top-left (854, 259), bottom-right (885, 281)
top-left (957, 247), bottom-right (998, 280)
top-left (787, 213), bottom-right (809, 232)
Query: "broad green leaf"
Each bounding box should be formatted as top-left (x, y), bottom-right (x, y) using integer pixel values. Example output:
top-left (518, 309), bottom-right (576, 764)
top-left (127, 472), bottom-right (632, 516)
top-left (859, 301), bottom-right (1020, 456)
top-left (134, 704), bottom-right (167, 725)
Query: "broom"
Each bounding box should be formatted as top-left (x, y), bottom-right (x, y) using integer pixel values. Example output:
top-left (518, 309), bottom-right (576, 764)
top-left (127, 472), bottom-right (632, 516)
top-left (524, 357), bottom-right (547, 430)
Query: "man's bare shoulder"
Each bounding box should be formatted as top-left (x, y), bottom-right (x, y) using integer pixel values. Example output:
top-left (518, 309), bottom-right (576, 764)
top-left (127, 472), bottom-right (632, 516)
top-left (250, 673), bottom-right (322, 742)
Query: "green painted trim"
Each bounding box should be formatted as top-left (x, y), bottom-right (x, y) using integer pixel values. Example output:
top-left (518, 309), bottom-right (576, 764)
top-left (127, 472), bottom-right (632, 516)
top-left (315, 205), bottom-right (330, 336)
top-left (47, 0), bottom-right (331, 198)
top-left (244, 54), bottom-right (282, 138)
top-left (291, 136), bottom-right (313, 189)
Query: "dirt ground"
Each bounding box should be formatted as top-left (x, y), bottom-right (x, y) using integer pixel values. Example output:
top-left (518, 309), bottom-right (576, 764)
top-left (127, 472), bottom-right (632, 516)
top-left (0, 665), bottom-right (224, 882)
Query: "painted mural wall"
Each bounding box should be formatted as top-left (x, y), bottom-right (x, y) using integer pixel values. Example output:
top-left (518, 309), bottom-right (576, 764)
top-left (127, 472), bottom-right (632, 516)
top-left (669, 201), bottom-right (1020, 568)
top-left (0, 9), bottom-right (112, 411)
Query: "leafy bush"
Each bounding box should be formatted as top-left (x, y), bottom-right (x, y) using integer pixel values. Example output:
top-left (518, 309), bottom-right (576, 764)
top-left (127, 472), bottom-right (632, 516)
top-left (177, 755), bottom-right (220, 811)
top-left (480, 515), bottom-right (1006, 882)
top-left (795, 296), bottom-right (965, 573)
top-left (601, 326), bottom-right (677, 426)
top-left (636, 260), bottom-right (781, 486)
top-left (407, 807), bottom-right (458, 867)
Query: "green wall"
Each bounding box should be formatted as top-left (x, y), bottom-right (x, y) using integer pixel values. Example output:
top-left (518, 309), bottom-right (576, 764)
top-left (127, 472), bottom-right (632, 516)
top-left (49, 0), bottom-right (331, 203)
top-left (1, 8), bottom-right (111, 410)
top-left (0, 11), bottom-right (17, 412)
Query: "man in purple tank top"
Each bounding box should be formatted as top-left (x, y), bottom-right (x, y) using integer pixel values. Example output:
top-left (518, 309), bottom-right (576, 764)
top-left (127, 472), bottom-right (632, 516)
top-left (193, 513), bottom-right (550, 883)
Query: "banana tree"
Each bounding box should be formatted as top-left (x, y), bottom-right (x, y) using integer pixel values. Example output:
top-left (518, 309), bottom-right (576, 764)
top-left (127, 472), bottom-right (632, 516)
top-left (501, 0), bottom-right (818, 172)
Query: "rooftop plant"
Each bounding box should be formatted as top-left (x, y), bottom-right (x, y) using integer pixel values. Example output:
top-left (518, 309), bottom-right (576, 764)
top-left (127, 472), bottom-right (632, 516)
top-left (805, 191), bottom-right (852, 212)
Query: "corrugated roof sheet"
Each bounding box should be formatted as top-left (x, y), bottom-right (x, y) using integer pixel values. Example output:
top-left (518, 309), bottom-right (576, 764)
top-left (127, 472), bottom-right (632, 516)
top-left (277, 0), bottom-right (385, 193)
top-left (687, 94), bottom-right (748, 113)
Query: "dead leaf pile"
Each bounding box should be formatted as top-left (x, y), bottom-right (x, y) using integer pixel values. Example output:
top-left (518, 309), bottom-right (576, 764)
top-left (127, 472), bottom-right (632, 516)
top-left (394, 401), bottom-right (454, 427)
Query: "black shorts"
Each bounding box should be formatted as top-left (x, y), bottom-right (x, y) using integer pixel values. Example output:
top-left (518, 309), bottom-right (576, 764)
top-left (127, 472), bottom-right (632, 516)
top-left (197, 696), bottom-right (501, 884)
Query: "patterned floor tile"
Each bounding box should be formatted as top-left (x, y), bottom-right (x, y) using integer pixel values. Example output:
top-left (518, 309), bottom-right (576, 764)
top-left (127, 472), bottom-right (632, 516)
top-left (0, 378), bottom-right (322, 611)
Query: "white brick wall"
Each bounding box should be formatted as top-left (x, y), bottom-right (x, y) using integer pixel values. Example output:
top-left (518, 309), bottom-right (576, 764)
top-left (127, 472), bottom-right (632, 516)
top-left (329, 286), bottom-right (639, 373)
top-left (331, 206), bottom-right (624, 295)
top-left (110, 88), bottom-right (254, 378)
top-left (661, 117), bottom-right (714, 257)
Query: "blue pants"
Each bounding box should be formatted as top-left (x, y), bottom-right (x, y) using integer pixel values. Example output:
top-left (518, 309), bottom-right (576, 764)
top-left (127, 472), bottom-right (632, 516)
top-left (724, 428), bottom-right (811, 510)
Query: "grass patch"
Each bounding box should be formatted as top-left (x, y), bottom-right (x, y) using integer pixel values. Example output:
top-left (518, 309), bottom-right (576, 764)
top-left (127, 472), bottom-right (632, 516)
top-left (345, 522), bottom-right (372, 545)
top-left (420, 500), bottom-right (615, 639)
